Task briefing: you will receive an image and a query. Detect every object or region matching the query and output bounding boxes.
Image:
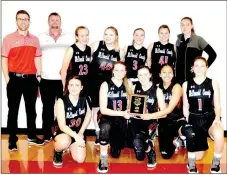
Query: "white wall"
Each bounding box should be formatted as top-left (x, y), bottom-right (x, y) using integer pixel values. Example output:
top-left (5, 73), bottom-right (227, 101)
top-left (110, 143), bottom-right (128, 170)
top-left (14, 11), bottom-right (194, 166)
top-left (1, 1), bottom-right (226, 130)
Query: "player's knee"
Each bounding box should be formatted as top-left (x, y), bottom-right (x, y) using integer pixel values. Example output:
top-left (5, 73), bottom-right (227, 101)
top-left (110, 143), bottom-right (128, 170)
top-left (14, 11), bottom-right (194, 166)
top-left (181, 123), bottom-right (195, 140)
top-left (160, 150), bottom-right (173, 159)
top-left (99, 122), bottom-right (110, 145)
top-left (133, 134), bottom-right (146, 161)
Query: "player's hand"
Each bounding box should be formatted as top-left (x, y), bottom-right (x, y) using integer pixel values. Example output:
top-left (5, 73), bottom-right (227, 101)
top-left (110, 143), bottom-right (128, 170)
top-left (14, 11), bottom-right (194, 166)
top-left (123, 109), bottom-right (131, 119)
top-left (140, 113), bottom-right (152, 120)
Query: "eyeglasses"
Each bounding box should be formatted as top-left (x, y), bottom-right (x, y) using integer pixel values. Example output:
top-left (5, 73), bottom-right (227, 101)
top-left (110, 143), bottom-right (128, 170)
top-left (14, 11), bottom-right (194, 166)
top-left (17, 18), bottom-right (30, 22)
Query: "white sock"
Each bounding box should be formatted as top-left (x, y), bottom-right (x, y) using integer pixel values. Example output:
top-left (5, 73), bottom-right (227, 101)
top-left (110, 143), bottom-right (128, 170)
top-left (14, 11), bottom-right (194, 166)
top-left (101, 151), bottom-right (108, 156)
top-left (188, 153), bottom-right (196, 159)
top-left (214, 152), bottom-right (222, 158)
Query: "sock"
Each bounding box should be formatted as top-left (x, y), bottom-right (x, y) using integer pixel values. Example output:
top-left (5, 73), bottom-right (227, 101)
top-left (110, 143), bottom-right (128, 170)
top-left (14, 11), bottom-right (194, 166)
top-left (101, 151), bottom-right (108, 156)
top-left (214, 152), bottom-right (222, 158)
top-left (188, 153), bottom-right (196, 159)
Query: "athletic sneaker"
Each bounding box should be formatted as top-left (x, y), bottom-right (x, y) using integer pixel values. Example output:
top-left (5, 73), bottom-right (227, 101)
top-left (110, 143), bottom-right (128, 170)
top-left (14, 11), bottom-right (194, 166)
top-left (8, 141), bottom-right (17, 151)
top-left (97, 154), bottom-right (108, 173)
top-left (53, 149), bottom-right (63, 166)
top-left (210, 156), bottom-right (221, 173)
top-left (147, 149), bottom-right (157, 168)
top-left (187, 157), bottom-right (198, 173)
top-left (27, 137), bottom-right (45, 145)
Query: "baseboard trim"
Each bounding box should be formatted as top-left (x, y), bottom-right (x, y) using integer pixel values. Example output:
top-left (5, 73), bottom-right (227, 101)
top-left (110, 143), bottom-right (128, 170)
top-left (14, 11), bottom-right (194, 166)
top-left (1, 128), bottom-right (96, 136)
top-left (1, 128), bottom-right (227, 137)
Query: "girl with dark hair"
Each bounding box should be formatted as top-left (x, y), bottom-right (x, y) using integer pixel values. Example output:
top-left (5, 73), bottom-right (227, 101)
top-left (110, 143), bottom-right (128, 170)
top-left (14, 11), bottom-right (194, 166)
top-left (131, 66), bottom-right (166, 168)
top-left (52, 76), bottom-right (92, 166)
top-left (175, 17), bottom-right (217, 85)
top-left (141, 64), bottom-right (187, 159)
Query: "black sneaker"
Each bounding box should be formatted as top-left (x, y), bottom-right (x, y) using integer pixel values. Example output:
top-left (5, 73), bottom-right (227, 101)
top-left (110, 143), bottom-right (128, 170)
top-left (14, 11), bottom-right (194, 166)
top-left (97, 154), bottom-right (108, 173)
top-left (147, 149), bottom-right (157, 168)
top-left (8, 142), bottom-right (17, 151)
top-left (27, 137), bottom-right (45, 145)
top-left (187, 157), bottom-right (198, 173)
top-left (210, 156), bottom-right (221, 173)
top-left (43, 136), bottom-right (53, 143)
top-left (110, 147), bottom-right (121, 158)
top-left (53, 149), bottom-right (63, 166)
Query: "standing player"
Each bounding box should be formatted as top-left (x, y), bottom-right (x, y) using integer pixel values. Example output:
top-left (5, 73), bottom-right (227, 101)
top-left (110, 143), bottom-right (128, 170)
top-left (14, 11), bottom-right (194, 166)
top-left (97, 61), bottom-right (132, 173)
top-left (175, 17), bottom-right (217, 85)
top-left (182, 56), bottom-right (224, 173)
top-left (61, 26), bottom-right (91, 97)
top-left (147, 25), bottom-right (176, 85)
top-left (121, 28), bottom-right (148, 84)
top-left (53, 76), bottom-right (92, 166)
top-left (89, 26), bottom-right (121, 145)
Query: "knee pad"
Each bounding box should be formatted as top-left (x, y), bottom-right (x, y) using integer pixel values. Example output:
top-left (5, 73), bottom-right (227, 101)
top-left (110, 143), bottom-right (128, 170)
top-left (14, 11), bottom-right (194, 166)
top-left (133, 134), bottom-right (146, 161)
top-left (161, 150), bottom-right (173, 159)
top-left (181, 124), bottom-right (195, 140)
top-left (110, 147), bottom-right (121, 158)
top-left (181, 124), bottom-right (196, 152)
top-left (99, 122), bottom-right (111, 145)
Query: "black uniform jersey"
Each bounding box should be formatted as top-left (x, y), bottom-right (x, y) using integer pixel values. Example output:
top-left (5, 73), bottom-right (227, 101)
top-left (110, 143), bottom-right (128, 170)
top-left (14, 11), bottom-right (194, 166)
top-left (106, 80), bottom-right (128, 112)
top-left (68, 44), bottom-right (91, 77)
top-left (125, 45), bottom-right (147, 78)
top-left (159, 83), bottom-right (182, 120)
top-left (63, 95), bottom-right (89, 133)
top-left (134, 83), bottom-right (158, 113)
top-left (90, 41), bottom-right (120, 80)
top-left (151, 41), bottom-right (176, 83)
top-left (187, 78), bottom-right (214, 113)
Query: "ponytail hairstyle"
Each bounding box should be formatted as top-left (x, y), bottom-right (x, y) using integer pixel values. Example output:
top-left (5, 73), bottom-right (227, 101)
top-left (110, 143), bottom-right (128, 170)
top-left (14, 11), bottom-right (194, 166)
top-left (63, 76), bottom-right (83, 96)
top-left (112, 61), bottom-right (132, 98)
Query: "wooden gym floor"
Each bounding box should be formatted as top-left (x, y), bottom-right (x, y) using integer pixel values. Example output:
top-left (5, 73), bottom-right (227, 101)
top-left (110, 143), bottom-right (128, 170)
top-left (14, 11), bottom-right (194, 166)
top-left (1, 135), bottom-right (226, 173)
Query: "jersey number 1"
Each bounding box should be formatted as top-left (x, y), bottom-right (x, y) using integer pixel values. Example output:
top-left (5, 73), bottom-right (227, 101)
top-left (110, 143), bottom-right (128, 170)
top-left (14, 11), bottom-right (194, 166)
top-left (198, 98), bottom-right (202, 111)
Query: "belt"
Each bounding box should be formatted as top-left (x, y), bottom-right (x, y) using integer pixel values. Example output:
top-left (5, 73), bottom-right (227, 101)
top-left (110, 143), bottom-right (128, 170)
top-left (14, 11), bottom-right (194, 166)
top-left (9, 72), bottom-right (36, 78)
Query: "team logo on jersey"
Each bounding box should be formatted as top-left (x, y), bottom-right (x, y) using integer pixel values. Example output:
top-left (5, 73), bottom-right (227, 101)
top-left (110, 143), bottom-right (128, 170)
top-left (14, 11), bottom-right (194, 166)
top-left (147, 98), bottom-right (155, 105)
top-left (79, 108), bottom-right (85, 115)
